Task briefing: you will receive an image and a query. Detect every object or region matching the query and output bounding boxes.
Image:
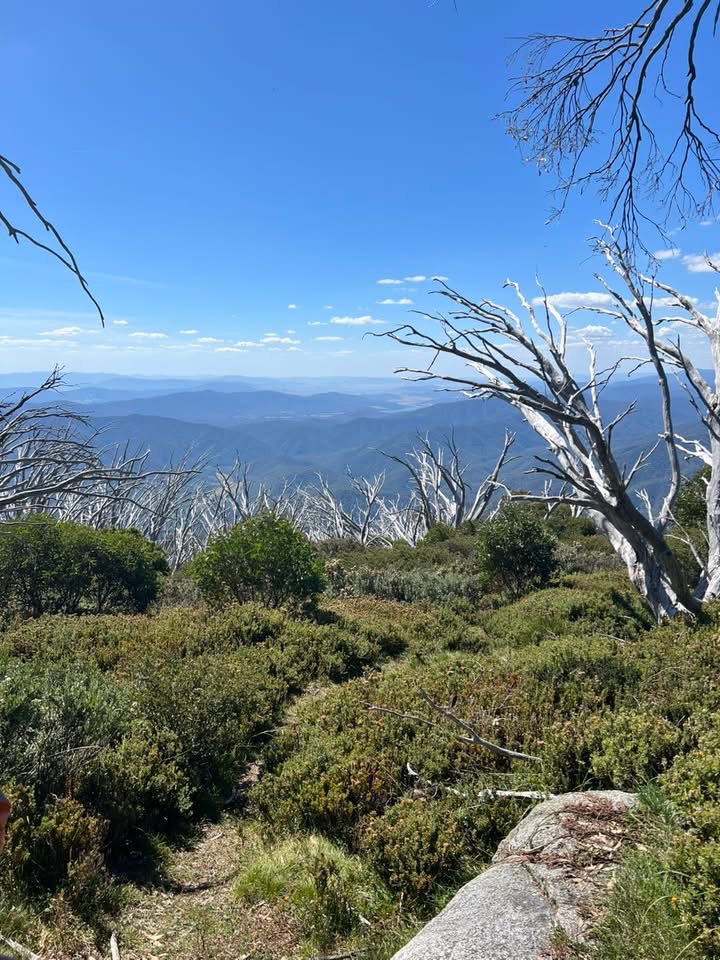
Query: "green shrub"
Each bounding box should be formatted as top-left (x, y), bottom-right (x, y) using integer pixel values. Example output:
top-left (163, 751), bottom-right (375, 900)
top-left (476, 504), bottom-right (557, 597)
top-left (0, 516), bottom-right (167, 616)
top-left (555, 536), bottom-right (621, 575)
top-left (0, 514), bottom-right (66, 616)
top-left (481, 573), bottom-right (653, 646)
top-left (131, 649), bottom-right (286, 802)
top-left (89, 528), bottom-right (168, 612)
top-left (191, 513), bottom-right (326, 608)
top-left (358, 795), bottom-right (515, 900)
top-left (0, 655), bottom-right (130, 800)
top-left (0, 786), bottom-right (113, 918)
top-left (268, 620), bottom-right (385, 688)
top-left (590, 710), bottom-right (683, 788)
top-left (82, 719), bottom-right (194, 855)
top-left (205, 602), bottom-right (288, 649)
top-left (330, 566), bottom-right (481, 604)
top-left (660, 711), bottom-right (720, 953)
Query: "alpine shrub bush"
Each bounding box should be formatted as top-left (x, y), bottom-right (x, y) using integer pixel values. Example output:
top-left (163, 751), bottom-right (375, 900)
top-left (191, 513), bottom-right (326, 608)
top-left (476, 504), bottom-right (557, 597)
top-left (0, 515), bottom-right (167, 616)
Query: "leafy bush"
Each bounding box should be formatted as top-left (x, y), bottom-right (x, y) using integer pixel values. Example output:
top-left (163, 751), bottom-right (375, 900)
top-left (90, 528), bottom-right (168, 612)
top-left (358, 795), bottom-right (515, 900)
top-left (131, 649), bottom-right (286, 803)
top-left (0, 616), bottom-right (289, 916)
top-left (0, 515), bottom-right (167, 616)
top-left (0, 785), bottom-right (114, 919)
top-left (475, 505), bottom-right (557, 596)
top-left (480, 573), bottom-right (654, 646)
top-left (327, 565), bottom-right (481, 604)
top-left (660, 711), bottom-right (720, 953)
top-left (191, 513), bottom-right (326, 608)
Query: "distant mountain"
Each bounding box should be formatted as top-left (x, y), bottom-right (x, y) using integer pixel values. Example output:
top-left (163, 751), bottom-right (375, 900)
top-left (0, 372), bottom-right (439, 405)
top-left (91, 380), bottom-right (705, 501)
top-left (2, 370), bottom-right (706, 503)
top-left (82, 389), bottom-right (409, 426)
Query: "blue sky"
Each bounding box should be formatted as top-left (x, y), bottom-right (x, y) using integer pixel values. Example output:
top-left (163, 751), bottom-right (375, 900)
top-left (1, 0), bottom-right (719, 377)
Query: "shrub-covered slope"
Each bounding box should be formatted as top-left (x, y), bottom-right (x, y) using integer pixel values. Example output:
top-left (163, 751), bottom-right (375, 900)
top-left (1, 515), bottom-right (719, 959)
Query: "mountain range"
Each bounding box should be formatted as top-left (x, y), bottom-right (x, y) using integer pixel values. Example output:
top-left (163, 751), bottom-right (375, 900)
top-left (2, 371), bottom-right (706, 500)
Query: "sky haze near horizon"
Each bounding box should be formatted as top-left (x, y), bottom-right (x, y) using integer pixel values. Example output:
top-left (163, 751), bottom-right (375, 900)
top-left (1, 0), bottom-right (719, 377)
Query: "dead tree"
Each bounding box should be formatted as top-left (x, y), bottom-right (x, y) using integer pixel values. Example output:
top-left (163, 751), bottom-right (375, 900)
top-left (0, 370), bottom-right (158, 517)
top-left (382, 235), bottom-right (718, 620)
top-left (504, 1), bottom-right (720, 253)
top-left (380, 432), bottom-right (515, 532)
top-left (593, 235), bottom-right (720, 602)
top-left (1, 154), bottom-right (103, 322)
top-left (302, 471), bottom-right (388, 545)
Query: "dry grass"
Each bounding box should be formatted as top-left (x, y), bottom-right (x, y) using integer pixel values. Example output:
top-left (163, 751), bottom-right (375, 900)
top-left (115, 818), bottom-right (302, 960)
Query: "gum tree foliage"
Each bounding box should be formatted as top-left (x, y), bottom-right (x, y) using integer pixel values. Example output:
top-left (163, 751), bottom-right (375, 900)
top-left (0, 515), bottom-right (168, 616)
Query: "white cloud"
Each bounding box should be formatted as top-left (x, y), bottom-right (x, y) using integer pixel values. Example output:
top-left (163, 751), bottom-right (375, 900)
top-left (377, 298), bottom-right (413, 305)
top-left (377, 278), bottom-right (403, 285)
top-left (0, 336), bottom-right (79, 348)
top-left (196, 336), bottom-right (224, 344)
top-left (682, 252), bottom-right (720, 273)
top-left (287, 303), bottom-right (297, 310)
top-left (179, 329), bottom-right (199, 335)
top-left (323, 305), bottom-right (334, 310)
top-left (330, 315), bottom-right (384, 326)
top-left (307, 321), bottom-right (327, 326)
top-left (112, 319), bottom-right (129, 326)
top-left (653, 248), bottom-right (681, 261)
top-left (235, 340), bottom-right (265, 348)
top-left (38, 326), bottom-right (85, 336)
top-left (287, 328), bottom-right (296, 334)
top-left (287, 346), bottom-right (302, 352)
top-left (215, 346), bottom-right (248, 353)
top-left (261, 335), bottom-right (301, 344)
top-left (129, 331), bottom-right (168, 339)
top-left (532, 292), bottom-right (615, 309)
top-left (404, 275), bottom-right (426, 282)
top-left (315, 335), bottom-right (344, 341)
top-left (573, 324), bottom-right (613, 339)
top-left (653, 294), bottom-right (699, 307)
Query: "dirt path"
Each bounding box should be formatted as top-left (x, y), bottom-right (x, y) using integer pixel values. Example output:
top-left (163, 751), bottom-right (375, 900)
top-left (114, 818), bottom-right (300, 960)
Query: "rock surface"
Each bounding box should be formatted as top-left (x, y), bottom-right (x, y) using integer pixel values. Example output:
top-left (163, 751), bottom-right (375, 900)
top-left (391, 790), bottom-right (637, 960)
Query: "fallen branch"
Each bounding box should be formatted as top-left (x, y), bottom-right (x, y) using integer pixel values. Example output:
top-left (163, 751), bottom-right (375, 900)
top-left (477, 789), bottom-right (555, 801)
top-left (308, 954), bottom-right (357, 960)
top-left (366, 693), bottom-right (541, 764)
top-left (406, 764), bottom-right (553, 803)
top-left (406, 762), bottom-right (467, 797)
top-left (419, 690), bottom-right (542, 763)
top-left (0, 932), bottom-right (41, 960)
top-left (110, 930), bottom-right (121, 960)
